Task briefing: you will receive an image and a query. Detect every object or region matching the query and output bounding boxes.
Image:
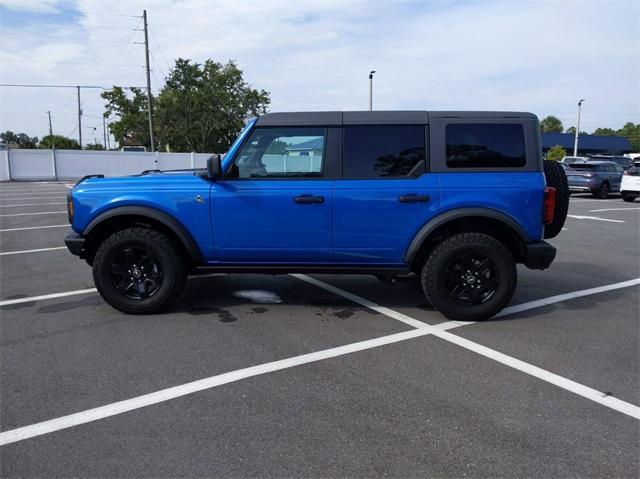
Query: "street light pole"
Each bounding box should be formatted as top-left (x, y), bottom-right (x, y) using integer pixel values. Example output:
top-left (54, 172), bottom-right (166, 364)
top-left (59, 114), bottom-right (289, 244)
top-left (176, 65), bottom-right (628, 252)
top-left (369, 70), bottom-right (376, 111)
top-left (573, 99), bottom-right (585, 156)
top-left (46, 111), bottom-right (52, 136)
top-left (77, 86), bottom-right (82, 149)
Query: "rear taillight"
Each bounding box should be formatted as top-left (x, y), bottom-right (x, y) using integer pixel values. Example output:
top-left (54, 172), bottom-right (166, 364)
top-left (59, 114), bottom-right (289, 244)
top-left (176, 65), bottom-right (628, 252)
top-left (623, 170), bottom-right (629, 176)
top-left (543, 187), bottom-right (556, 225)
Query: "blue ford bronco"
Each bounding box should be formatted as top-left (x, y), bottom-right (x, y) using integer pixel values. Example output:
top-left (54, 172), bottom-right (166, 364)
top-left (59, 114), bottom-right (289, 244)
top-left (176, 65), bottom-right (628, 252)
top-left (65, 111), bottom-right (569, 321)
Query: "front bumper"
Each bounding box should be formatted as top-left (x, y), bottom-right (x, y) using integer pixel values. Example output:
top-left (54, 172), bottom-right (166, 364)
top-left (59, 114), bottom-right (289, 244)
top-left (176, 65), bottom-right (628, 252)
top-left (523, 241), bottom-right (556, 270)
top-left (65, 233), bottom-right (86, 258)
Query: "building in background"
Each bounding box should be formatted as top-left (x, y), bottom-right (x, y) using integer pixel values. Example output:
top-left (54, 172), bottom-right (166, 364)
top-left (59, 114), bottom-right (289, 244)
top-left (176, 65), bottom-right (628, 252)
top-left (541, 133), bottom-right (632, 156)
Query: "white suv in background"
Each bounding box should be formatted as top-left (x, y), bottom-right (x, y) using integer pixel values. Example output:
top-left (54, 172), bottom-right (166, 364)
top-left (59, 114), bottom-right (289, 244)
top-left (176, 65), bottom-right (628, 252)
top-left (621, 160), bottom-right (640, 202)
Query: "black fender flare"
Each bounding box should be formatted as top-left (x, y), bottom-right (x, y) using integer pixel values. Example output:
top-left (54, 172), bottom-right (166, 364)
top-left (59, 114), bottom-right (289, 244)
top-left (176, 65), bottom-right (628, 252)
top-left (83, 206), bottom-right (202, 263)
top-left (403, 207), bottom-right (529, 264)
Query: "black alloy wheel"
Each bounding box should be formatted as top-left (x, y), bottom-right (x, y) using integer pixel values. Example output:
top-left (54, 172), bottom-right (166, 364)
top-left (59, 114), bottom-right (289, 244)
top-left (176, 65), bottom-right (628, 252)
top-left (109, 246), bottom-right (163, 299)
top-left (445, 254), bottom-right (499, 306)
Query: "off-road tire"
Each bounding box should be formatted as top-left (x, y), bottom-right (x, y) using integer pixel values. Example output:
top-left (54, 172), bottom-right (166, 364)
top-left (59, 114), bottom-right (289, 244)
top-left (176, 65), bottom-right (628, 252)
top-left (421, 233), bottom-right (517, 321)
top-left (93, 227), bottom-right (188, 314)
top-left (543, 160), bottom-right (569, 239)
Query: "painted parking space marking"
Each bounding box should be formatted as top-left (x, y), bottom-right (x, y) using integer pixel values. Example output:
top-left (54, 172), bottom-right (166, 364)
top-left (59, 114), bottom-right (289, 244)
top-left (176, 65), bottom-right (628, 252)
top-left (567, 214), bottom-right (624, 223)
top-left (294, 274), bottom-right (640, 420)
top-left (1, 276), bottom-right (639, 447)
top-left (0, 211), bottom-right (66, 218)
top-left (0, 288), bottom-right (97, 307)
top-left (589, 207), bottom-right (640, 212)
top-left (0, 224), bottom-right (69, 233)
top-left (495, 278), bottom-right (640, 317)
top-left (0, 203), bottom-right (67, 208)
top-left (0, 247), bottom-right (68, 256)
top-left (0, 328), bottom-right (442, 446)
top-left (0, 274), bottom-right (225, 306)
top-left (0, 197), bottom-right (67, 202)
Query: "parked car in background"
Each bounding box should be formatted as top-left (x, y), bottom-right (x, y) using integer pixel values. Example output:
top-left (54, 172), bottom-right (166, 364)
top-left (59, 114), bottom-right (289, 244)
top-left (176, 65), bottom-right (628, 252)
top-left (566, 161), bottom-right (624, 199)
top-left (621, 160), bottom-right (640, 202)
top-left (589, 155), bottom-right (634, 170)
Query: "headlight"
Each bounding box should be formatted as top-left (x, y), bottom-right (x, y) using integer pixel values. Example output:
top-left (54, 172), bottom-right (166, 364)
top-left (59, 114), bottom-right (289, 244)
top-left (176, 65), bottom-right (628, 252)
top-left (67, 192), bottom-right (74, 224)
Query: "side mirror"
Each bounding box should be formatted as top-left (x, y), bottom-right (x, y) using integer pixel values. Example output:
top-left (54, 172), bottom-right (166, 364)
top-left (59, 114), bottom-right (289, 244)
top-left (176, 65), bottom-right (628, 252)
top-left (207, 154), bottom-right (222, 178)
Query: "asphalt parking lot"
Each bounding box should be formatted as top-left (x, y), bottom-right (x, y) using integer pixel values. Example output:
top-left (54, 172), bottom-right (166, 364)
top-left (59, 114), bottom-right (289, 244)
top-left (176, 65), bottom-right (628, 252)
top-left (0, 181), bottom-right (638, 477)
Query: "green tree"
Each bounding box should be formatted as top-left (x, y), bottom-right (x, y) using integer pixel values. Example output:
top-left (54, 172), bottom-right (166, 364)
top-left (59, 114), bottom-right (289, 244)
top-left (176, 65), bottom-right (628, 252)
top-left (545, 145), bottom-right (567, 161)
top-left (101, 87), bottom-right (152, 148)
top-left (540, 115), bottom-right (564, 133)
top-left (85, 143), bottom-right (105, 150)
top-left (154, 58), bottom-right (270, 152)
top-left (39, 135), bottom-right (80, 149)
top-left (617, 122), bottom-right (640, 151)
top-left (0, 130), bottom-right (38, 148)
top-left (592, 127), bottom-right (617, 136)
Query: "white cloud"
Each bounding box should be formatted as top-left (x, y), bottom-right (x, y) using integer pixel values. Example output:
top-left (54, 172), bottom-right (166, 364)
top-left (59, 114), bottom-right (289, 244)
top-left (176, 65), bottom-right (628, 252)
top-left (0, 0), bottom-right (638, 144)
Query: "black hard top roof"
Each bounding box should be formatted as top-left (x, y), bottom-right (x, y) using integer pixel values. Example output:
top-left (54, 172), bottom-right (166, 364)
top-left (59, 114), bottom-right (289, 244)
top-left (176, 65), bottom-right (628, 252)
top-left (255, 111), bottom-right (537, 126)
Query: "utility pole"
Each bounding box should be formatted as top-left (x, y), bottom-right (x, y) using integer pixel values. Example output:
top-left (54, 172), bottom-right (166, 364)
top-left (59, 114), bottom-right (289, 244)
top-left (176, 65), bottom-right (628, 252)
top-left (77, 86), bottom-right (82, 149)
top-left (46, 111), bottom-right (53, 135)
top-left (573, 99), bottom-right (585, 156)
top-left (369, 70), bottom-right (376, 111)
top-left (102, 116), bottom-right (107, 149)
top-left (143, 10), bottom-right (155, 152)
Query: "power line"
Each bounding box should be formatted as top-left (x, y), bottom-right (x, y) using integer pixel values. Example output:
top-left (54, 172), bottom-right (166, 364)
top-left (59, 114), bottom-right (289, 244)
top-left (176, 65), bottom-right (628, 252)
top-left (1, 59), bottom-right (143, 67)
top-left (149, 26), bottom-right (172, 74)
top-left (0, 32), bottom-right (135, 44)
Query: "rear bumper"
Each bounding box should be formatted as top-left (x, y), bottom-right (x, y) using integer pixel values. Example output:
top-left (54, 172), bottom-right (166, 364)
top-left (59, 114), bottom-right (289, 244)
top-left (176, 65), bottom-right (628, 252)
top-left (523, 241), bottom-right (556, 270)
top-left (569, 185), bottom-right (594, 193)
top-left (65, 233), bottom-right (86, 258)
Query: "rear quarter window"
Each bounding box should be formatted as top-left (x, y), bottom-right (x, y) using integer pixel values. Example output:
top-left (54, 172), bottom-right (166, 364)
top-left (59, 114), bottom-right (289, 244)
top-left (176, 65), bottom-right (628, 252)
top-left (445, 124), bottom-right (526, 168)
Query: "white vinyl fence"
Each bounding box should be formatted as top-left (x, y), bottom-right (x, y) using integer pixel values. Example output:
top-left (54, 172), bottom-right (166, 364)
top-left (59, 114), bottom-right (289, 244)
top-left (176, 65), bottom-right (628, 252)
top-left (0, 148), bottom-right (217, 181)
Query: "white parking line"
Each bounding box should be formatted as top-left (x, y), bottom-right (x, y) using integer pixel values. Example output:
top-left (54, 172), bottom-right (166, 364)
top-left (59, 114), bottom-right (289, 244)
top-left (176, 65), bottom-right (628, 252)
top-left (0, 203), bottom-right (66, 208)
top-left (495, 278), bottom-right (640, 317)
top-left (0, 211), bottom-right (66, 217)
top-left (0, 224), bottom-right (69, 233)
top-left (0, 192), bottom-right (69, 197)
top-left (0, 197), bottom-right (67, 202)
top-left (1, 276), bottom-right (638, 446)
top-left (294, 275), bottom-right (640, 420)
top-left (0, 328), bottom-right (437, 446)
top-left (0, 247), bottom-right (67, 256)
top-left (567, 214), bottom-right (624, 223)
top-left (589, 207), bottom-right (640, 212)
top-left (0, 274), bottom-right (224, 306)
top-left (0, 288), bottom-right (97, 306)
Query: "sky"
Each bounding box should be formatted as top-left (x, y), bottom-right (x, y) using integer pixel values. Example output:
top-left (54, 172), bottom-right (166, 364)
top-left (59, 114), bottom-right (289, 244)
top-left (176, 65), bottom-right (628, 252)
top-left (0, 0), bottom-right (638, 147)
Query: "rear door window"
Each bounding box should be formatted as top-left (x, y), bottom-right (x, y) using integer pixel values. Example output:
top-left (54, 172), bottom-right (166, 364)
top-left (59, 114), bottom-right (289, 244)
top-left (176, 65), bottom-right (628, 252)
top-left (445, 124), bottom-right (526, 168)
top-left (343, 125), bottom-right (426, 178)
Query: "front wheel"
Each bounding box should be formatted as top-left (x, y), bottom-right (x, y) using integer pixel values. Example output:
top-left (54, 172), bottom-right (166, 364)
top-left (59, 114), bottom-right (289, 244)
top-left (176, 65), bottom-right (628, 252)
top-left (93, 228), bottom-right (188, 314)
top-left (421, 233), bottom-right (517, 321)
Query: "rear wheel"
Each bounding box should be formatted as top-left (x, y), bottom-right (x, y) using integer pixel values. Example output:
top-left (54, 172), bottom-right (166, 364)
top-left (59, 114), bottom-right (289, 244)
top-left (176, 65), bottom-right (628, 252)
top-left (421, 233), bottom-right (517, 321)
top-left (594, 182), bottom-right (609, 199)
top-left (622, 193), bottom-right (638, 203)
top-left (93, 227), bottom-right (187, 314)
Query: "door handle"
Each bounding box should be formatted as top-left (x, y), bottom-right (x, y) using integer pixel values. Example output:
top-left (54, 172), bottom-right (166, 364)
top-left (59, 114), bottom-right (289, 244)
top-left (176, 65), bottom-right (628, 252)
top-left (398, 194), bottom-right (430, 203)
top-left (293, 195), bottom-right (324, 204)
